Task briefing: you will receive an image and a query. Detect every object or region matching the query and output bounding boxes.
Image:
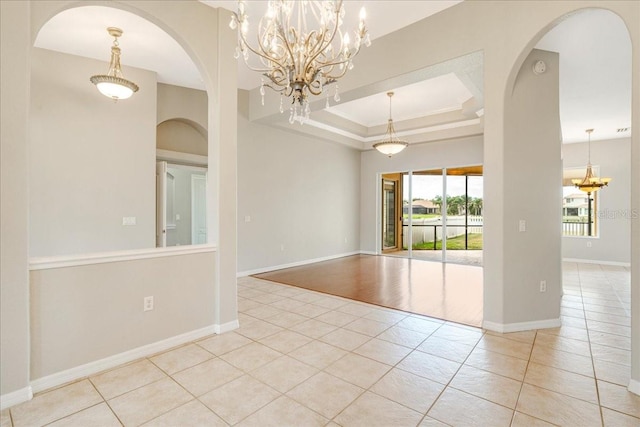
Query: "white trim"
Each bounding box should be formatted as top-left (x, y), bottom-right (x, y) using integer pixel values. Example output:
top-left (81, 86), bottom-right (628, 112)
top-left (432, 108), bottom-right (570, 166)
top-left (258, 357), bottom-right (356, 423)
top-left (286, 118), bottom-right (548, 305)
top-left (29, 244), bottom-right (217, 271)
top-left (563, 258), bottom-right (630, 267)
top-left (359, 250), bottom-right (377, 256)
top-left (30, 324), bottom-right (219, 394)
top-left (237, 251), bottom-right (361, 277)
top-left (303, 117), bottom-right (482, 146)
top-left (629, 379), bottom-right (640, 396)
top-left (483, 318), bottom-right (561, 333)
top-left (0, 386), bottom-right (33, 410)
top-left (214, 319), bottom-right (240, 334)
top-left (156, 149), bottom-right (207, 166)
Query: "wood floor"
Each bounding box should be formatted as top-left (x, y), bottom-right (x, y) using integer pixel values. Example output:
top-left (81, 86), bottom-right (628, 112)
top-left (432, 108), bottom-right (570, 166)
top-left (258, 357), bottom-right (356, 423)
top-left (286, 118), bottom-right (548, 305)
top-left (253, 254), bottom-right (483, 327)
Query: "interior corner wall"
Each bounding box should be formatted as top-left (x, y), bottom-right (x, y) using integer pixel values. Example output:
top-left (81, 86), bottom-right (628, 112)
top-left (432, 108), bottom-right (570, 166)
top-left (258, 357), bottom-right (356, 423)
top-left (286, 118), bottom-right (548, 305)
top-left (157, 120), bottom-right (207, 156)
top-left (237, 93), bottom-right (361, 274)
top-left (562, 138), bottom-right (631, 264)
top-left (501, 49), bottom-right (562, 326)
top-left (29, 48), bottom-right (157, 257)
top-left (1, 0), bottom-right (31, 399)
top-left (359, 136), bottom-right (483, 254)
top-left (157, 83), bottom-right (208, 132)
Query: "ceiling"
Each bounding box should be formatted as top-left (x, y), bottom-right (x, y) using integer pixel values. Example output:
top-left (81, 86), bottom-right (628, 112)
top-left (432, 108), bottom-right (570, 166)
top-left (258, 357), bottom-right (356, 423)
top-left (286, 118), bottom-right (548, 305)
top-left (34, 3), bottom-right (631, 147)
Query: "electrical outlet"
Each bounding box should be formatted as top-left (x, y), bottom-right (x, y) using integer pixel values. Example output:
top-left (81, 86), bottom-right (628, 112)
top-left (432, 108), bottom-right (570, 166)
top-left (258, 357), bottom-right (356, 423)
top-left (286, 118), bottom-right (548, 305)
top-left (586, 241), bottom-right (592, 248)
top-left (144, 296), bottom-right (154, 311)
top-left (539, 280), bottom-right (547, 293)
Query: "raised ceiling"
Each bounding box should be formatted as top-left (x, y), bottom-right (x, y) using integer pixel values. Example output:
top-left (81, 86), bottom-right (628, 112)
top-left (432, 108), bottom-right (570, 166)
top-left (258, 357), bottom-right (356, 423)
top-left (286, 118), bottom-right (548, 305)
top-left (33, 3), bottom-right (631, 148)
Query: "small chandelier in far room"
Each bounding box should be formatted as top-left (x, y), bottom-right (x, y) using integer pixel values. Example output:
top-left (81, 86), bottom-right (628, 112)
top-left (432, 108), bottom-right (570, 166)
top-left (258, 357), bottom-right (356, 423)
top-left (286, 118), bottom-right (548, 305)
top-left (90, 27), bottom-right (139, 101)
top-left (572, 128), bottom-right (611, 193)
top-left (373, 92), bottom-right (408, 157)
top-left (230, 0), bottom-right (369, 125)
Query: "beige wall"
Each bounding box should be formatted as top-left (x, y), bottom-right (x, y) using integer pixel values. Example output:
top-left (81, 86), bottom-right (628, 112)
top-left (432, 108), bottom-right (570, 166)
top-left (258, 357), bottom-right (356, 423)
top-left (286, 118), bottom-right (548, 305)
top-left (1, 0), bottom-right (31, 399)
top-left (0, 0), bottom-right (238, 402)
top-left (500, 48), bottom-right (562, 326)
top-left (29, 48), bottom-right (157, 257)
top-left (156, 83), bottom-right (208, 156)
top-left (1, 0), bottom-right (638, 403)
top-left (562, 138), bottom-right (631, 264)
top-left (30, 251), bottom-right (216, 380)
top-left (157, 83), bottom-right (208, 131)
top-left (157, 120), bottom-right (207, 156)
top-left (237, 92), bottom-right (361, 274)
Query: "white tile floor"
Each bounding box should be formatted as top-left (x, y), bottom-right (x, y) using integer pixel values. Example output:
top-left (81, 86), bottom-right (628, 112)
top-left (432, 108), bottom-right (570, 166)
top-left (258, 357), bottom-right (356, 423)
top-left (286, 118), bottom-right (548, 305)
top-left (2, 262), bottom-right (638, 426)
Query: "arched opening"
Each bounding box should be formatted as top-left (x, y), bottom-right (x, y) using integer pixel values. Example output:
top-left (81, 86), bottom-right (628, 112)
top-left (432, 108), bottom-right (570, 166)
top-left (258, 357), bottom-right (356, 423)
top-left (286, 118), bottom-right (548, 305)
top-left (29, 5), bottom-right (210, 257)
top-left (503, 7), bottom-right (636, 402)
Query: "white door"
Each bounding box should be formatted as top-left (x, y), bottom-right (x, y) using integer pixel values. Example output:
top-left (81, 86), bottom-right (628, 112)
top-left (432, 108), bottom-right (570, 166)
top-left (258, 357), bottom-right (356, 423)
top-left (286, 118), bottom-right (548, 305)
top-left (156, 161), bottom-right (167, 247)
top-left (191, 174), bottom-right (207, 244)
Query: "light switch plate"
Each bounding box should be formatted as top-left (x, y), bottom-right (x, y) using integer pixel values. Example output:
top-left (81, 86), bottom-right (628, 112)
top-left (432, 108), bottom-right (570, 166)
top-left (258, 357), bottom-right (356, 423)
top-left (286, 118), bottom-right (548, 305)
top-left (122, 216), bottom-right (137, 226)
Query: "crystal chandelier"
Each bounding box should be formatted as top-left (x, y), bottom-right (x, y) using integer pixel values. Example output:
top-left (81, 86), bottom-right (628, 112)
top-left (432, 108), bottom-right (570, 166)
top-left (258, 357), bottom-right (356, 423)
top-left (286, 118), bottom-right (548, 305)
top-left (373, 92), bottom-right (408, 157)
top-left (572, 129), bottom-right (611, 193)
top-left (90, 27), bottom-right (139, 100)
top-left (230, 0), bottom-right (370, 124)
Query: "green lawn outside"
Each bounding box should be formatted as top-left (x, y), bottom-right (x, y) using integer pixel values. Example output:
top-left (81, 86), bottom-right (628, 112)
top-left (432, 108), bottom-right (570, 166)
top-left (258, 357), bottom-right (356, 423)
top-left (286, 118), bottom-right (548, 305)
top-left (402, 214), bottom-right (441, 220)
top-left (410, 233), bottom-right (483, 250)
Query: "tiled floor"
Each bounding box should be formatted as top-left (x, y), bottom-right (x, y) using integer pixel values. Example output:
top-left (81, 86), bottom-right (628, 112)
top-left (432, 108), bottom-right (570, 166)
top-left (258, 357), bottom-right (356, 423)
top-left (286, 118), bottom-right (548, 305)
top-left (2, 262), bottom-right (638, 426)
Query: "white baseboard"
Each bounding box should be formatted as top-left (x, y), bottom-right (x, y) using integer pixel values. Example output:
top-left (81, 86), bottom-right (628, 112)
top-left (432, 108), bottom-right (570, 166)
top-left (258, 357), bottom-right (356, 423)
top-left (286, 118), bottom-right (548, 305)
top-left (359, 250), bottom-right (377, 255)
top-left (483, 318), bottom-right (561, 333)
top-left (629, 379), bottom-right (640, 396)
top-left (563, 258), bottom-right (631, 267)
top-left (0, 386), bottom-right (33, 411)
top-left (30, 324), bottom-right (221, 394)
top-left (214, 320), bottom-right (239, 334)
top-left (237, 251), bottom-right (361, 277)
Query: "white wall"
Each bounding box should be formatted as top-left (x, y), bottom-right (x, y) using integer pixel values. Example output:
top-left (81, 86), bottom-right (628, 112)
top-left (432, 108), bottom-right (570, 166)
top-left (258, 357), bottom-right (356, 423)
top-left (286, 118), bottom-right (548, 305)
top-left (360, 136), bottom-right (483, 254)
top-left (29, 48), bottom-right (157, 257)
top-left (562, 138), bottom-right (631, 264)
top-left (237, 92), bottom-right (361, 274)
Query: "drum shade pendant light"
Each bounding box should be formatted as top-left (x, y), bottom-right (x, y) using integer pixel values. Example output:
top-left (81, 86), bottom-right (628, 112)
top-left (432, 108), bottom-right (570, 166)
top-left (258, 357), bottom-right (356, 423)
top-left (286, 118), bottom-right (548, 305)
top-left (90, 27), bottom-right (139, 100)
top-left (373, 92), bottom-right (408, 157)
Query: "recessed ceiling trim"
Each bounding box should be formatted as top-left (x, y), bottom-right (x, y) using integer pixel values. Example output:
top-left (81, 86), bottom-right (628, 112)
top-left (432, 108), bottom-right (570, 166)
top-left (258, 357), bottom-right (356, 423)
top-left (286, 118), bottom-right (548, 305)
top-left (301, 117), bottom-right (482, 145)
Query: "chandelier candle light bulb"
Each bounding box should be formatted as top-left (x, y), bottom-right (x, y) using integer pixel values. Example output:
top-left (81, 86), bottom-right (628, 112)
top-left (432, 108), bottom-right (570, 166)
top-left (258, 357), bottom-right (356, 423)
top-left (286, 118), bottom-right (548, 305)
top-left (230, 0), bottom-right (369, 124)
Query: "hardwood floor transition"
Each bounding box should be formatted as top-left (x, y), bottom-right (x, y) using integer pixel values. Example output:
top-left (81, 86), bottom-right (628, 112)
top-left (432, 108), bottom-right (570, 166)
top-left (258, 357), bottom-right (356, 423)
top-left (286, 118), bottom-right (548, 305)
top-left (253, 254), bottom-right (483, 327)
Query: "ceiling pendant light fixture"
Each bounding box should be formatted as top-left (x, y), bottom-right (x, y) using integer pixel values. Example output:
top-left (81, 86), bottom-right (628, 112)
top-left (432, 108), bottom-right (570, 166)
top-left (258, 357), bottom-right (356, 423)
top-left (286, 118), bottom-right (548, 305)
top-left (230, 0), bottom-right (370, 125)
top-left (373, 92), bottom-right (408, 157)
top-left (572, 128), bottom-right (611, 193)
top-left (90, 27), bottom-right (139, 101)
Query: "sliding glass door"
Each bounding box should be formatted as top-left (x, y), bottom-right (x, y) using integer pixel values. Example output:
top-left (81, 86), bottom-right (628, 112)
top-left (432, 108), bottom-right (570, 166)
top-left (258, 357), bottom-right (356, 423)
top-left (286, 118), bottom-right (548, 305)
top-left (381, 166), bottom-right (483, 266)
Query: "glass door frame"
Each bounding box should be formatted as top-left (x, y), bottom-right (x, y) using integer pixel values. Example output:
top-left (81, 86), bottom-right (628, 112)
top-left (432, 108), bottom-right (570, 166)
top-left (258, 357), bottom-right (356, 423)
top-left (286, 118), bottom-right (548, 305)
top-left (381, 173), bottom-right (403, 253)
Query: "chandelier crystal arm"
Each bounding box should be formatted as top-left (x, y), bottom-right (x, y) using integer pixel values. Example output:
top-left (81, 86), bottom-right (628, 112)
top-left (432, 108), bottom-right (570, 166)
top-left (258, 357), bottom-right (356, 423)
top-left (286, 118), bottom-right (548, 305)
top-left (230, 0), bottom-right (369, 124)
top-left (235, 25), bottom-right (290, 75)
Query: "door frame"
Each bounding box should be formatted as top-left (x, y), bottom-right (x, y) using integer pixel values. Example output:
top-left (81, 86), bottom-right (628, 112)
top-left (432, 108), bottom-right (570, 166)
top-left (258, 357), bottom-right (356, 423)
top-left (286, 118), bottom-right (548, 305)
top-left (381, 173), bottom-right (403, 253)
